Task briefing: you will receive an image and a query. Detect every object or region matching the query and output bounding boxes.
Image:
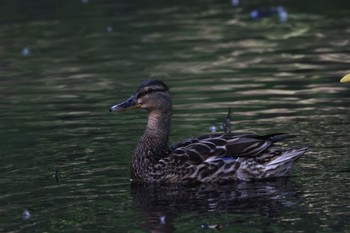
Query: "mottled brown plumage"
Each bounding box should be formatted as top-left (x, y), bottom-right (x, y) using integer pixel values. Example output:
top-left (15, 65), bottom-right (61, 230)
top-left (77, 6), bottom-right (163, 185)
top-left (110, 80), bottom-right (308, 183)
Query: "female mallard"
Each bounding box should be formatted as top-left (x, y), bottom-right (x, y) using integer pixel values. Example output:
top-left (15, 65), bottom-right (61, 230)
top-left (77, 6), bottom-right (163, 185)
top-left (109, 80), bottom-right (308, 183)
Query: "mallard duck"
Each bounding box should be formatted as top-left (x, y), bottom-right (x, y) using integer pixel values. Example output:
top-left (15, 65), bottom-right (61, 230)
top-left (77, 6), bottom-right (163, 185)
top-left (340, 74), bottom-right (350, 83)
top-left (109, 80), bottom-right (308, 183)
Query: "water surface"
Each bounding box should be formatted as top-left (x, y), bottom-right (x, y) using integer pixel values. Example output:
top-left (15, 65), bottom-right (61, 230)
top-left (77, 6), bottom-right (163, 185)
top-left (1, 0), bottom-right (350, 232)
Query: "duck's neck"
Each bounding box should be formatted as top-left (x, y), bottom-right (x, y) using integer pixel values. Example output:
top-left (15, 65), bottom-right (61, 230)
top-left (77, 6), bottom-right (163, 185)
top-left (131, 108), bottom-right (172, 180)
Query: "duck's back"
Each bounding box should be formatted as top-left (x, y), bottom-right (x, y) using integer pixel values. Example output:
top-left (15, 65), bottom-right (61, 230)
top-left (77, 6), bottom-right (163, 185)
top-left (150, 133), bottom-right (306, 183)
top-left (168, 133), bottom-right (293, 162)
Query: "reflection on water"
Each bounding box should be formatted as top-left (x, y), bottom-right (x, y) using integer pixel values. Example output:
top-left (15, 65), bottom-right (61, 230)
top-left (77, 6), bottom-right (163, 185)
top-left (1, 0), bottom-right (350, 232)
top-left (131, 178), bottom-right (302, 232)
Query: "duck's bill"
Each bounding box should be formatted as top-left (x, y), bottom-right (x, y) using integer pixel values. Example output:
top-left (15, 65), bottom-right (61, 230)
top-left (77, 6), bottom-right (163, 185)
top-left (109, 95), bottom-right (141, 112)
top-left (340, 73), bottom-right (350, 83)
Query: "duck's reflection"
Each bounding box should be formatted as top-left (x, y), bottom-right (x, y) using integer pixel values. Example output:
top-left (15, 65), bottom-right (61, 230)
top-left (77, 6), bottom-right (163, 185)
top-left (130, 178), bottom-right (303, 232)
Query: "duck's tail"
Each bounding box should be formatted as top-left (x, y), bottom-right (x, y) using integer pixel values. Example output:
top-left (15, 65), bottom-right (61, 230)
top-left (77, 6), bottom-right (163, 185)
top-left (237, 146), bottom-right (308, 181)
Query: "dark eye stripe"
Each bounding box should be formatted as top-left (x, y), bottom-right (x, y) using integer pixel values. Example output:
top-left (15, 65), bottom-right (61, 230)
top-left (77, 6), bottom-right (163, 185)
top-left (137, 88), bottom-right (166, 98)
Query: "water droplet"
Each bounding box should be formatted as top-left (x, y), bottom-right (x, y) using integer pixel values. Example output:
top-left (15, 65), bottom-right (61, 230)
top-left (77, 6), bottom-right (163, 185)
top-left (106, 26), bottom-right (113, 33)
top-left (159, 215), bottom-right (166, 224)
top-left (22, 48), bottom-right (30, 56)
top-left (209, 125), bottom-right (217, 133)
top-left (231, 0), bottom-right (239, 7)
top-left (250, 10), bottom-right (259, 19)
top-left (22, 209), bottom-right (31, 220)
top-left (278, 9), bottom-right (288, 22)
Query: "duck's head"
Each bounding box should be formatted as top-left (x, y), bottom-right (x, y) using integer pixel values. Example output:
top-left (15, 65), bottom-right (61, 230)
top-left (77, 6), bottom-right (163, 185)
top-left (109, 80), bottom-right (171, 112)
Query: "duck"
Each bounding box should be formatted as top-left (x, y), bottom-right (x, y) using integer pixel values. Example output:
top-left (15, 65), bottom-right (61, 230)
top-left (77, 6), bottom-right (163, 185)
top-left (109, 80), bottom-right (308, 183)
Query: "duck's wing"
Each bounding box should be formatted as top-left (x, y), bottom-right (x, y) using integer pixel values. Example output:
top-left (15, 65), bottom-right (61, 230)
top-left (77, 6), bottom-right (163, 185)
top-left (168, 133), bottom-right (294, 165)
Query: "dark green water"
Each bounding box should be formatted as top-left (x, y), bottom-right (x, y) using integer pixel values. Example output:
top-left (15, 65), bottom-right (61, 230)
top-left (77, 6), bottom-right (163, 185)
top-left (1, 0), bottom-right (350, 232)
